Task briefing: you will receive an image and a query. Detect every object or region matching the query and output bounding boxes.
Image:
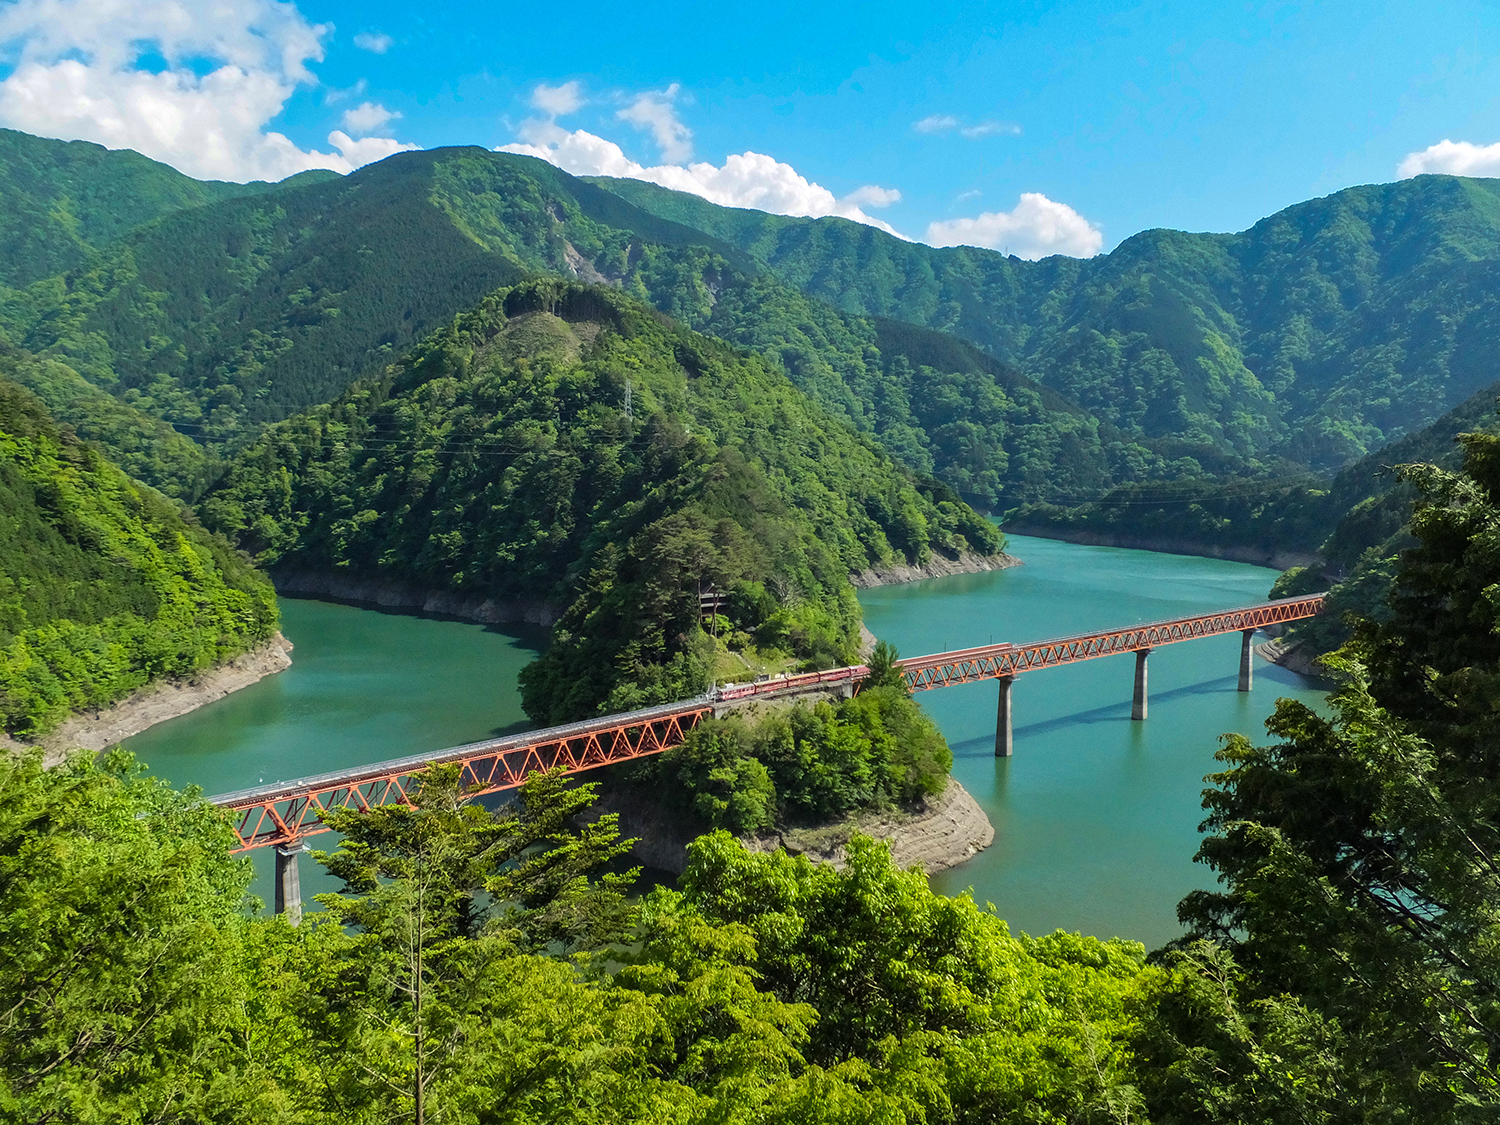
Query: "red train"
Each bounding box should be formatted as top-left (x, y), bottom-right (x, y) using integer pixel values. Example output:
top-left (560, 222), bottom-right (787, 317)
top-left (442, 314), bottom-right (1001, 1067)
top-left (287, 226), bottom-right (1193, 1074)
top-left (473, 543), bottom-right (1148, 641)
top-left (712, 664), bottom-right (871, 702)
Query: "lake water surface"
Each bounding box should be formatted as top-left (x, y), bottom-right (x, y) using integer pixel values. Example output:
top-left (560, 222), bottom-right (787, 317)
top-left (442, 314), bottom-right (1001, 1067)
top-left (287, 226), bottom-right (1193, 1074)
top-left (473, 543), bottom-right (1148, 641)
top-left (126, 535), bottom-right (1324, 946)
top-left (860, 535), bottom-right (1326, 948)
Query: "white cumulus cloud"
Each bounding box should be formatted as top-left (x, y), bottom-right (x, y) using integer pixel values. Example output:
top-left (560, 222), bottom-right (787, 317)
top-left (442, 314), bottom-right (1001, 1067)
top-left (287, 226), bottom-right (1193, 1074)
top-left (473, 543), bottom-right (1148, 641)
top-left (342, 101), bottom-right (398, 135)
top-left (530, 80), bottom-right (584, 117)
top-left (327, 130), bottom-right (413, 166)
top-left (926, 193), bottom-right (1103, 259)
top-left (353, 31), bottom-right (392, 54)
top-left (961, 121), bottom-right (1020, 138)
top-left (617, 83), bottom-right (692, 162)
top-left (498, 120), bottom-right (905, 236)
top-left (914, 114), bottom-right (959, 133)
top-left (1398, 139), bottom-right (1500, 178)
top-left (0, 0), bottom-right (417, 181)
top-left (842, 184), bottom-right (901, 208)
top-left (915, 114), bottom-right (1020, 139)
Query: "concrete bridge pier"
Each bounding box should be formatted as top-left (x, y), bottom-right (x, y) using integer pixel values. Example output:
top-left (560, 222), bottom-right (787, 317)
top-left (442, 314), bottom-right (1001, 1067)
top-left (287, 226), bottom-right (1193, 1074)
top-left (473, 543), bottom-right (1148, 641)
top-left (1132, 649), bottom-right (1151, 721)
top-left (995, 676), bottom-right (1014, 757)
top-left (1238, 629), bottom-right (1255, 692)
top-left (275, 841), bottom-right (304, 926)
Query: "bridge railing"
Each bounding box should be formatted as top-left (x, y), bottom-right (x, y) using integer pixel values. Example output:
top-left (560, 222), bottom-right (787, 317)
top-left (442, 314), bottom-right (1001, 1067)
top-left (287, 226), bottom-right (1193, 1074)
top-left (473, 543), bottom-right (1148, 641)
top-left (210, 697), bottom-right (715, 852)
top-left (897, 594), bottom-right (1324, 690)
top-left (212, 593), bottom-right (1326, 854)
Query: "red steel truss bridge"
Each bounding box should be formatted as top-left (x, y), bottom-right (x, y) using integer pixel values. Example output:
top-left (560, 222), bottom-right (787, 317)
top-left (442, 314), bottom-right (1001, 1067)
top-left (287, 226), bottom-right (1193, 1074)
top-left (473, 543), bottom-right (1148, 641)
top-left (213, 700), bottom-right (712, 854)
top-left (213, 593), bottom-right (1325, 870)
top-left (896, 593), bottom-right (1326, 691)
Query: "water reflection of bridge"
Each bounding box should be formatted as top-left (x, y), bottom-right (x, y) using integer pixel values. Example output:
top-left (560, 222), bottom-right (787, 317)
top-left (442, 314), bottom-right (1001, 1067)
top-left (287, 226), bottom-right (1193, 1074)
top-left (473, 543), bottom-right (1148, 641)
top-left (210, 594), bottom-right (1324, 918)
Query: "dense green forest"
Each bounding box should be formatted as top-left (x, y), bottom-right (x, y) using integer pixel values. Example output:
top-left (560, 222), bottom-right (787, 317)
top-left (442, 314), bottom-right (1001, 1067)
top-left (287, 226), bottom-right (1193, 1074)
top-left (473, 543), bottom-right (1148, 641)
top-left (201, 280), bottom-right (1000, 723)
top-left (644, 644), bottom-right (952, 834)
top-left (598, 172), bottom-right (1500, 475)
top-left (7, 433), bottom-right (1500, 1119)
top-left (0, 133), bottom-right (1237, 511)
top-left (8, 129), bottom-right (1500, 538)
top-left (0, 377), bottom-right (277, 737)
top-left (0, 129), bottom-right (335, 289)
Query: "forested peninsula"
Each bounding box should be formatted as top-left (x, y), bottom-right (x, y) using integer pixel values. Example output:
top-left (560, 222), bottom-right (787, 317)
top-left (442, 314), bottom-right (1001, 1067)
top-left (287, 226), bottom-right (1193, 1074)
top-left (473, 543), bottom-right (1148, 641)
top-left (6, 123), bottom-right (1500, 1121)
top-left (9, 434), bottom-right (1500, 1121)
top-left (201, 279), bottom-right (1002, 723)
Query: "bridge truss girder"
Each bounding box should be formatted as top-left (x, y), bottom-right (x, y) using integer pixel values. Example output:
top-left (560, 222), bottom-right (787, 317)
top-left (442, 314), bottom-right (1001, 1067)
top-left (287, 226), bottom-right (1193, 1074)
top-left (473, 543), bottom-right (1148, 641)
top-left (218, 705), bottom-right (713, 853)
top-left (897, 595), bottom-right (1323, 692)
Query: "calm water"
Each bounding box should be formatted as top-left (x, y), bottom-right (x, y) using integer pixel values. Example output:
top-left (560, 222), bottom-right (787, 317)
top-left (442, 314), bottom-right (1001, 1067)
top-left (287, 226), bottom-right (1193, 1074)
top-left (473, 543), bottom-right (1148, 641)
top-left (126, 598), bottom-right (543, 907)
top-left (126, 537), bottom-right (1325, 945)
top-left (860, 535), bottom-right (1327, 947)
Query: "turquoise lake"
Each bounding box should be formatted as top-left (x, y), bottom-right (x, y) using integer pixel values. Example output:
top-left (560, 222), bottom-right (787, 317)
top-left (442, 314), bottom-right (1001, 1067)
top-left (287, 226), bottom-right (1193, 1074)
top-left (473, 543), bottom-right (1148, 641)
top-left (125, 534), bottom-right (1324, 946)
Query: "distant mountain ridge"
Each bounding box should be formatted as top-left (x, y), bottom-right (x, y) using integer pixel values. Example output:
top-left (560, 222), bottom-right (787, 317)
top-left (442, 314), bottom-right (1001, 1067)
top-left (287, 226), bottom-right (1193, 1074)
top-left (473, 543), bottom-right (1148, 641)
top-left (0, 136), bottom-right (1134, 511)
top-left (595, 172), bottom-right (1500, 473)
top-left (3, 128), bottom-right (1500, 522)
top-left (0, 129), bottom-right (336, 289)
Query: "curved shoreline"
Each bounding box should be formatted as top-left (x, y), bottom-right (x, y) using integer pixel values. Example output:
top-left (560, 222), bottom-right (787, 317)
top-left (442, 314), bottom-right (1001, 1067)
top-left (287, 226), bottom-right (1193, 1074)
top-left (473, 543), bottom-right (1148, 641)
top-left (1257, 636), bottom-right (1330, 680)
top-left (586, 775), bottom-right (995, 877)
top-left (16, 550), bottom-right (1019, 763)
top-left (6, 635), bottom-right (293, 764)
top-left (850, 550), bottom-right (1020, 588)
top-left (272, 567), bottom-right (563, 628)
top-left (276, 552), bottom-right (1021, 620)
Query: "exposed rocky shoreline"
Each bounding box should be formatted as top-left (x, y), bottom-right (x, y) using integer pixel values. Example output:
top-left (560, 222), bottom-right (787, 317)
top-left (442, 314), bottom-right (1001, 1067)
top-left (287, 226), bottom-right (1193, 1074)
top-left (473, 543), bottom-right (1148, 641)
top-left (851, 550), bottom-right (1021, 588)
top-left (5, 635), bottom-right (293, 765)
top-left (1003, 524), bottom-right (1318, 572)
top-left (18, 559), bottom-right (1003, 876)
top-left (1257, 636), bottom-right (1329, 680)
top-left (586, 775), bottom-right (995, 877)
top-left (277, 553), bottom-right (1020, 618)
top-left (273, 567), bottom-right (561, 627)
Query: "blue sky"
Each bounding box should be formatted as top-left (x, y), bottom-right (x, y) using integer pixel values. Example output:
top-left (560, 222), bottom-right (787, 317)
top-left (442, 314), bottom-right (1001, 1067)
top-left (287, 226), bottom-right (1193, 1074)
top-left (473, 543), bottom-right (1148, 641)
top-left (2, 0), bottom-right (1498, 256)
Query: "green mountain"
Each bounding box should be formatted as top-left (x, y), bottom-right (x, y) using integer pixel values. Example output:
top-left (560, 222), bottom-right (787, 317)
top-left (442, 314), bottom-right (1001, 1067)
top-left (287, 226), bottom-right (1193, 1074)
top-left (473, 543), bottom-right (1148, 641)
top-left (597, 173), bottom-right (1500, 473)
top-left (0, 129), bottom-right (333, 289)
top-left (0, 136), bottom-right (1142, 509)
top-left (202, 280), bottom-right (1000, 723)
top-left (0, 376), bottom-right (277, 738)
top-left (8, 128), bottom-right (1500, 538)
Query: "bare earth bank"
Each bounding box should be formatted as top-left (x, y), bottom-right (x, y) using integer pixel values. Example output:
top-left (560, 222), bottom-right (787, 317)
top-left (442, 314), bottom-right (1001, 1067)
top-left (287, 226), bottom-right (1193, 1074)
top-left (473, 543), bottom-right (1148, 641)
top-left (851, 550), bottom-right (1020, 588)
top-left (585, 776), bottom-right (995, 877)
top-left (272, 567), bottom-right (561, 628)
top-left (1257, 636), bottom-right (1329, 680)
top-left (4, 635), bottom-right (293, 765)
top-left (276, 552), bottom-right (1019, 621)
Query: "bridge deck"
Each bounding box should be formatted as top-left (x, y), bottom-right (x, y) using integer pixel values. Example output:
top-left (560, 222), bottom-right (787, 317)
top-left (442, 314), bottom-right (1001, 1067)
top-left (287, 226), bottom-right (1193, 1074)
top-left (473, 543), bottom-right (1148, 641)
top-left (211, 593), bottom-right (1324, 851)
top-left (213, 699), bottom-right (713, 852)
top-left (898, 593), bottom-right (1324, 690)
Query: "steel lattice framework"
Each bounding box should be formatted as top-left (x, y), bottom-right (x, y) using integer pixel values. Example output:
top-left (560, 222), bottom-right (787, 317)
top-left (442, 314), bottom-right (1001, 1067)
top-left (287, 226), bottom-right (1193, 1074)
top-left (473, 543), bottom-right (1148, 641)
top-left (211, 594), bottom-right (1324, 851)
top-left (896, 594), bottom-right (1325, 691)
top-left (213, 701), bottom-right (712, 852)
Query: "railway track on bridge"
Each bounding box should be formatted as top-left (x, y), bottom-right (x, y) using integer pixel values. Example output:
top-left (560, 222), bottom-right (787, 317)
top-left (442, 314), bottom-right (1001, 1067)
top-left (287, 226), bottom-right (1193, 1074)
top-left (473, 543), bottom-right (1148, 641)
top-left (212, 593), bottom-right (1325, 899)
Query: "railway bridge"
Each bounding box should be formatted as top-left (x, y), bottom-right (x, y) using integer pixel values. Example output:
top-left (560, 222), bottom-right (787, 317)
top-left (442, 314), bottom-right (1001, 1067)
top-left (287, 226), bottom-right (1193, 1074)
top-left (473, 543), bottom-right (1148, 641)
top-left (209, 594), bottom-right (1325, 920)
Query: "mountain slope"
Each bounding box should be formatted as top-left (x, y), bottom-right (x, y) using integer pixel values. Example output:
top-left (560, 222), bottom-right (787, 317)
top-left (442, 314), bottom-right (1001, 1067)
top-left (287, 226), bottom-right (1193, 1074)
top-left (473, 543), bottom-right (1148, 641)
top-left (0, 137), bottom-right (1127, 510)
top-left (0, 128), bottom-right (331, 289)
top-left (0, 377), bottom-right (277, 737)
top-left (18, 132), bottom-right (1500, 520)
top-left (595, 173), bottom-right (1500, 471)
top-left (202, 280), bottom-right (1002, 723)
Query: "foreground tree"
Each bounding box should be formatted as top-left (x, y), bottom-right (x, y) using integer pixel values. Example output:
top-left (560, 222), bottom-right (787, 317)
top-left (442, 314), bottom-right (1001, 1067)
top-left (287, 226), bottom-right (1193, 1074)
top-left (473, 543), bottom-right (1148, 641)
top-left (668, 830), bottom-right (1152, 1123)
top-left (0, 750), bottom-right (262, 1123)
top-left (1176, 431), bottom-right (1500, 1120)
top-left (284, 766), bottom-right (649, 1124)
